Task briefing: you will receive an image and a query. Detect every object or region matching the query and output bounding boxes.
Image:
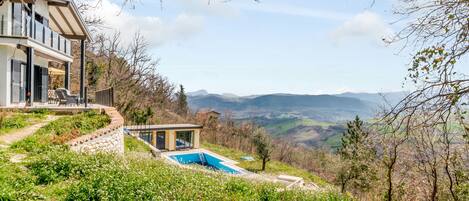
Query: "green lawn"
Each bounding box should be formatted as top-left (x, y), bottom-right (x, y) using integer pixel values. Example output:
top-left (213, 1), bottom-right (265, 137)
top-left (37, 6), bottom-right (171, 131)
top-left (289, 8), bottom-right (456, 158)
top-left (202, 142), bottom-right (330, 187)
top-left (0, 111), bottom-right (48, 135)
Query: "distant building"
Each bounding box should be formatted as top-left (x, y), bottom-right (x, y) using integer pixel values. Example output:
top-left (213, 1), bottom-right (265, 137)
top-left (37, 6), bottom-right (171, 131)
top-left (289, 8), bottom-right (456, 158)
top-left (196, 109), bottom-right (221, 123)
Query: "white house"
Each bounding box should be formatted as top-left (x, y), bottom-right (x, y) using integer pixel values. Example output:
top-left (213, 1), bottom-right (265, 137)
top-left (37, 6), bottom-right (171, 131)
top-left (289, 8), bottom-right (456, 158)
top-left (0, 0), bottom-right (90, 106)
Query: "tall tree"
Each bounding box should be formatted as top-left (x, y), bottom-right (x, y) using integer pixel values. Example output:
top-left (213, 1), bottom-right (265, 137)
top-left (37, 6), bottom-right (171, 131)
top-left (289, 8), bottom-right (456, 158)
top-left (337, 116), bottom-right (377, 194)
top-left (175, 85), bottom-right (188, 116)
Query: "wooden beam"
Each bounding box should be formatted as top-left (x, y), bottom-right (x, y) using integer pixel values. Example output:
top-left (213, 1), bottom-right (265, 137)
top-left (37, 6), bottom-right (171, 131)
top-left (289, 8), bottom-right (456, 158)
top-left (49, 11), bottom-right (66, 34)
top-left (151, 131), bottom-right (157, 147)
top-left (11, 0), bottom-right (35, 3)
top-left (56, 6), bottom-right (77, 35)
top-left (47, 1), bottom-right (69, 7)
top-left (61, 34), bottom-right (86, 40)
top-left (68, 6), bottom-right (88, 39)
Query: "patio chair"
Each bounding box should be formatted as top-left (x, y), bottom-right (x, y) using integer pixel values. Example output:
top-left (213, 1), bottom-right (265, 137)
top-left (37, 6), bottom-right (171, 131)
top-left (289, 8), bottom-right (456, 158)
top-left (55, 88), bottom-right (79, 106)
top-left (48, 90), bottom-right (58, 104)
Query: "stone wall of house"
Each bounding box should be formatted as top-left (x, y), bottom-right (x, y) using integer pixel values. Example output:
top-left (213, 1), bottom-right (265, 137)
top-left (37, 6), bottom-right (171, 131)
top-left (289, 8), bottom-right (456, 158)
top-left (68, 107), bottom-right (125, 154)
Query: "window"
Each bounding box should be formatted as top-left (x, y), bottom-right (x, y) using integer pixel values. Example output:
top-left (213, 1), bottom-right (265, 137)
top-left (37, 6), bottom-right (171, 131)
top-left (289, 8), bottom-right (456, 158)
top-left (176, 131), bottom-right (193, 150)
top-left (11, 3), bottom-right (23, 35)
top-left (139, 132), bottom-right (151, 144)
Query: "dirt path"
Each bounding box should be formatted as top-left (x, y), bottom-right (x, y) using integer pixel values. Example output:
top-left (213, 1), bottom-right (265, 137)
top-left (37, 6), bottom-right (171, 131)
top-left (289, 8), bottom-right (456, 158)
top-left (0, 115), bottom-right (58, 146)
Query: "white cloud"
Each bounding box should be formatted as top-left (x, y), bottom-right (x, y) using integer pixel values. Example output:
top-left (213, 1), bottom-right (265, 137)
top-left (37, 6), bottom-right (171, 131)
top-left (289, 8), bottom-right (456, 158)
top-left (330, 11), bottom-right (393, 44)
top-left (88, 0), bottom-right (204, 47)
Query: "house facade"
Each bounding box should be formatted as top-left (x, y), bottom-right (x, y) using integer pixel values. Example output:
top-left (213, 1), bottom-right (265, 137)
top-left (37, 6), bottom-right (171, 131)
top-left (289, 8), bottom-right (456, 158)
top-left (0, 0), bottom-right (89, 106)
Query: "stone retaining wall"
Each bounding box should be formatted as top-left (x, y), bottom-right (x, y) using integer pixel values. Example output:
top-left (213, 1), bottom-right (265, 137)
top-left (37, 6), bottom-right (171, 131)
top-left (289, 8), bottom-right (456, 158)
top-left (68, 107), bottom-right (125, 154)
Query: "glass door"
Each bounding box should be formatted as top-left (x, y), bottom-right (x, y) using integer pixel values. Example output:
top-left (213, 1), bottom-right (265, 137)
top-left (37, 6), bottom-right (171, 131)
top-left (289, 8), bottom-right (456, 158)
top-left (156, 131), bottom-right (166, 150)
top-left (11, 60), bottom-right (26, 104)
top-left (33, 65), bottom-right (48, 103)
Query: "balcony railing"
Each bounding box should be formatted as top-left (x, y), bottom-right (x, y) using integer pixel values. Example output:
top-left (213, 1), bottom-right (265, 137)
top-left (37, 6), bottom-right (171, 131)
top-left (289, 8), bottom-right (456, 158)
top-left (1, 4), bottom-right (72, 56)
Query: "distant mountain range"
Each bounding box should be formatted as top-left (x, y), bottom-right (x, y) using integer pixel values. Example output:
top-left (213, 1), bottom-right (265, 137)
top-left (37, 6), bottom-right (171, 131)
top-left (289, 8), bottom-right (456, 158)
top-left (188, 90), bottom-right (407, 149)
top-left (188, 90), bottom-right (407, 122)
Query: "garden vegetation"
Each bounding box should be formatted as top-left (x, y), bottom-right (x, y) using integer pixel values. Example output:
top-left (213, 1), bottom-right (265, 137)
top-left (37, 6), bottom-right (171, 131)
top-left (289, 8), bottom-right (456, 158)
top-left (0, 112), bottom-right (350, 200)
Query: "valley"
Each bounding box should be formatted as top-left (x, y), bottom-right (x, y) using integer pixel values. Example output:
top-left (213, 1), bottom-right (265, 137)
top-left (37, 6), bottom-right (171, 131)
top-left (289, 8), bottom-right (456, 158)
top-left (189, 90), bottom-right (406, 150)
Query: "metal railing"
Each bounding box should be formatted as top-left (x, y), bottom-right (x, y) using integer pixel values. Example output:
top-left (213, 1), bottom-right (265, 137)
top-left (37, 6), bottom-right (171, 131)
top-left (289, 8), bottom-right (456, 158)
top-left (1, 5), bottom-right (72, 56)
top-left (95, 87), bottom-right (114, 107)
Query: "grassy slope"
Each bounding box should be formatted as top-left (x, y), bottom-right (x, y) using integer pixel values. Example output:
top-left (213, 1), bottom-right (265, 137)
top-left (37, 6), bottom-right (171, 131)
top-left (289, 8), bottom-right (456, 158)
top-left (0, 113), bottom-right (350, 200)
top-left (11, 111), bottom-right (110, 154)
top-left (264, 118), bottom-right (336, 136)
top-left (0, 111), bottom-right (48, 135)
top-left (202, 142), bottom-right (330, 187)
top-left (124, 135), bottom-right (152, 153)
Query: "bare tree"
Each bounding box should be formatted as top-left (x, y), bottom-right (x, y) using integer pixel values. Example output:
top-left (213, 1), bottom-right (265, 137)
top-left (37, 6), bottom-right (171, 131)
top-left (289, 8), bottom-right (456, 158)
top-left (382, 1), bottom-right (469, 199)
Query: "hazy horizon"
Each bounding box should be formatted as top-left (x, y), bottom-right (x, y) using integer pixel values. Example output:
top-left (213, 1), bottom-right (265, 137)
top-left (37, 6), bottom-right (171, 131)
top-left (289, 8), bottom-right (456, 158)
top-left (187, 89), bottom-right (408, 97)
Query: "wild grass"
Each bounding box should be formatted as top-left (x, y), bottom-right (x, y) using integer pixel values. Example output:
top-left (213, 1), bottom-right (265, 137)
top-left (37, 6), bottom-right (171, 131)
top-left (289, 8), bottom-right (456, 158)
top-left (11, 111), bottom-right (110, 154)
top-left (124, 135), bottom-right (152, 153)
top-left (0, 110), bottom-right (49, 135)
top-left (0, 112), bottom-right (351, 200)
top-left (0, 150), bottom-right (350, 200)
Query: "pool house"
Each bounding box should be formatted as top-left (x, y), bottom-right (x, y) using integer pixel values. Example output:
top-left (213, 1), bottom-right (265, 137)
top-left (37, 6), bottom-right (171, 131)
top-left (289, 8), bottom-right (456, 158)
top-left (125, 124), bottom-right (202, 151)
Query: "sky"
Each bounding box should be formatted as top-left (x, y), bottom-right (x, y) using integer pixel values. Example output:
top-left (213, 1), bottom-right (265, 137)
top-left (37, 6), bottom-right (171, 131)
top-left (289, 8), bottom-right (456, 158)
top-left (90, 0), bottom-right (412, 96)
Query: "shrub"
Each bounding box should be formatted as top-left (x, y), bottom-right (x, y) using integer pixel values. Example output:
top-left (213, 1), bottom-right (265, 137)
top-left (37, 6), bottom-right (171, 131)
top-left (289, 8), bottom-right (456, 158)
top-left (28, 150), bottom-right (116, 185)
top-left (0, 152), bottom-right (42, 200)
top-left (31, 108), bottom-right (50, 115)
top-left (62, 153), bottom-right (350, 201)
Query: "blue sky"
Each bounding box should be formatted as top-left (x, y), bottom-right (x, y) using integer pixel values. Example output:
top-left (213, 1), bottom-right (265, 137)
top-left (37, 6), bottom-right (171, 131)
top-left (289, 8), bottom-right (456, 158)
top-left (95, 0), bottom-right (410, 96)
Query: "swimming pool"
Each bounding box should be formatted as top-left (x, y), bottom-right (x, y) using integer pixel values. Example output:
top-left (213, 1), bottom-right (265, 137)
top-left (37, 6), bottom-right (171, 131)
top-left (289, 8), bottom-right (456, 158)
top-left (168, 152), bottom-right (242, 174)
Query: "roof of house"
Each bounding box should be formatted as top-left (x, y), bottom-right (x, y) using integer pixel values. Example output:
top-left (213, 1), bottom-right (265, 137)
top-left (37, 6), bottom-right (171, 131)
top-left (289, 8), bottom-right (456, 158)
top-left (47, 0), bottom-right (91, 40)
top-left (125, 124), bottom-right (203, 131)
top-left (196, 109), bottom-right (221, 115)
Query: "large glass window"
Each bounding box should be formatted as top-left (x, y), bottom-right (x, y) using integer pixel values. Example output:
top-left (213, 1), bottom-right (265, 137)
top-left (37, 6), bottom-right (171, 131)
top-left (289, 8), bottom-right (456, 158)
top-left (176, 131), bottom-right (193, 150)
top-left (139, 132), bottom-right (152, 144)
top-left (11, 3), bottom-right (23, 36)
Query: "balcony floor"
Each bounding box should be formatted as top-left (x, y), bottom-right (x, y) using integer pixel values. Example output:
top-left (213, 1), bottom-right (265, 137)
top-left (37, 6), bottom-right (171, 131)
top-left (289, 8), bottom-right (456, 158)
top-left (0, 103), bottom-right (109, 113)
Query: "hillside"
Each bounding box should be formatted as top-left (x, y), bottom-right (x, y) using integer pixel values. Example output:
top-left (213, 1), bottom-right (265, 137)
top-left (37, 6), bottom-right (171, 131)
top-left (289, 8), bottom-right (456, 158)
top-left (189, 93), bottom-right (378, 122)
top-left (249, 117), bottom-right (346, 150)
top-left (189, 91), bottom-right (404, 150)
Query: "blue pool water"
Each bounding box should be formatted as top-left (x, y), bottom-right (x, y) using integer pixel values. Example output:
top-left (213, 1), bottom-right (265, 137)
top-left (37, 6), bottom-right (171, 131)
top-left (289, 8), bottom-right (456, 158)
top-left (169, 153), bottom-right (241, 174)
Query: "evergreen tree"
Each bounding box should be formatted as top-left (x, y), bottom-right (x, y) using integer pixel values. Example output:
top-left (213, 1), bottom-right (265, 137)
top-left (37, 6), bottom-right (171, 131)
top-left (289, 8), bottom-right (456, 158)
top-left (131, 107), bottom-right (154, 124)
top-left (337, 116), bottom-right (377, 194)
top-left (175, 85), bottom-right (188, 116)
